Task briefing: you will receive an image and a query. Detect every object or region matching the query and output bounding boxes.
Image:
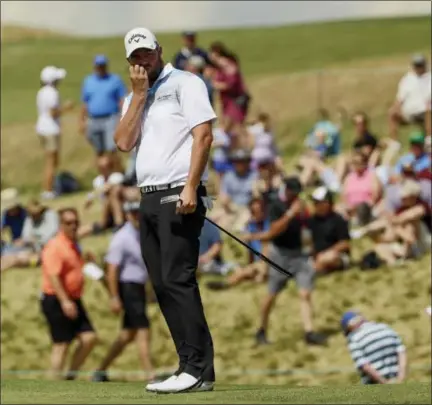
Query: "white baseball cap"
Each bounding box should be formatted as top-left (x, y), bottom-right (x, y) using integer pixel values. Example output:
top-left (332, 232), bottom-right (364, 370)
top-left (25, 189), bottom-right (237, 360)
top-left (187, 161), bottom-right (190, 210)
top-left (124, 27), bottom-right (158, 58)
top-left (40, 66), bottom-right (67, 84)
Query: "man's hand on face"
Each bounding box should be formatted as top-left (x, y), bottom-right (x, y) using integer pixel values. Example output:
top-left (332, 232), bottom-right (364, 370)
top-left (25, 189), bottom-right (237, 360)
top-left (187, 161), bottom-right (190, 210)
top-left (130, 65), bottom-right (149, 97)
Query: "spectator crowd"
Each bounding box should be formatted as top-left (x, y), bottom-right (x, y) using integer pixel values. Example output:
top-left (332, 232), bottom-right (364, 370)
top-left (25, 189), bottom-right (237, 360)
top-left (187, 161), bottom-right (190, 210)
top-left (1, 30), bottom-right (431, 386)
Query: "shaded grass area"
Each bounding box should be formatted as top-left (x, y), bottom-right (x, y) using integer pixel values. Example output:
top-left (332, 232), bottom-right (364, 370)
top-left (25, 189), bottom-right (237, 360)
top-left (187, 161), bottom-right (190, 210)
top-left (1, 379), bottom-right (431, 404)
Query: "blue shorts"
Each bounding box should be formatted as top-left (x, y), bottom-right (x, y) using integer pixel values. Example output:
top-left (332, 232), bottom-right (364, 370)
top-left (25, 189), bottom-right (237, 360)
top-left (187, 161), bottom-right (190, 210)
top-left (87, 114), bottom-right (119, 154)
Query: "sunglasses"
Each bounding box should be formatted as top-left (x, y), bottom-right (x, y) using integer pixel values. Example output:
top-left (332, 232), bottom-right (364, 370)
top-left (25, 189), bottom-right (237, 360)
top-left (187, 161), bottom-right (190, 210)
top-left (63, 219), bottom-right (79, 226)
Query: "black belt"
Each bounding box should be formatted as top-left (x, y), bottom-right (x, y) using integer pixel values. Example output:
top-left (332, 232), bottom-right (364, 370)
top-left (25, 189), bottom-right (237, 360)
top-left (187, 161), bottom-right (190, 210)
top-left (140, 181), bottom-right (205, 195)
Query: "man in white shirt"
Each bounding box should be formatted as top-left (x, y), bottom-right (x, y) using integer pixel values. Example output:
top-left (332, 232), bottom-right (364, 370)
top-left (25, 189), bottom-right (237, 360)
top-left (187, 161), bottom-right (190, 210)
top-left (389, 54), bottom-right (431, 139)
top-left (114, 27), bottom-right (216, 394)
top-left (36, 66), bottom-right (74, 200)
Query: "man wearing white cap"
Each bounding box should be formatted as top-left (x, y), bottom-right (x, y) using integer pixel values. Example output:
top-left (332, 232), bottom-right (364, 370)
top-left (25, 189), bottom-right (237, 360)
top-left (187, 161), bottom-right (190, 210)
top-left (114, 27), bottom-right (216, 394)
top-left (36, 66), bottom-right (74, 200)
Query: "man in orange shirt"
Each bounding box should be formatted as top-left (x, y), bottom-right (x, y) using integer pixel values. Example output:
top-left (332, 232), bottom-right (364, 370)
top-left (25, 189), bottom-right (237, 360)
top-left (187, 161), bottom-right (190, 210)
top-left (40, 207), bottom-right (97, 379)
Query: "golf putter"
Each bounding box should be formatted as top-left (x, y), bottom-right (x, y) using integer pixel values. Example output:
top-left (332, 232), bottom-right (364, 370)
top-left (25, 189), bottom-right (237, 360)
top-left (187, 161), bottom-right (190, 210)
top-left (160, 194), bottom-right (293, 278)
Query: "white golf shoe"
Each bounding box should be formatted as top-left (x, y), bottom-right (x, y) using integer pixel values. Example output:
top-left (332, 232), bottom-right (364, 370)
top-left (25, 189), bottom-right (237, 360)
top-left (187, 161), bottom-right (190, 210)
top-left (145, 375), bottom-right (178, 393)
top-left (155, 372), bottom-right (202, 394)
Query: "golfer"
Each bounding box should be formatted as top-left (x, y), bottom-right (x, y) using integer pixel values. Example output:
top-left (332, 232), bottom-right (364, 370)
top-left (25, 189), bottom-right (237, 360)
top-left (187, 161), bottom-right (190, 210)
top-left (114, 27), bottom-right (216, 394)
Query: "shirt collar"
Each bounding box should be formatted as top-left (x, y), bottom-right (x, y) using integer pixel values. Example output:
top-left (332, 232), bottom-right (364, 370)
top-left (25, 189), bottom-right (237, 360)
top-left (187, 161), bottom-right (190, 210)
top-left (155, 63), bottom-right (174, 83)
top-left (57, 230), bottom-right (77, 246)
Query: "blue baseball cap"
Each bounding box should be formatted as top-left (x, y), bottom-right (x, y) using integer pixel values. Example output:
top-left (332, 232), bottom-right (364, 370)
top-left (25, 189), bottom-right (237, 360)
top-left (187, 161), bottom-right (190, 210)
top-left (341, 311), bottom-right (363, 334)
top-left (94, 54), bottom-right (108, 66)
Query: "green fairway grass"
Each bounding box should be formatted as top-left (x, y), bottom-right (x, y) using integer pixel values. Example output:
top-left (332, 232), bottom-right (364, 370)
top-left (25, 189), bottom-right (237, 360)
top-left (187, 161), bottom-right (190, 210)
top-left (1, 380), bottom-right (431, 404)
top-left (1, 17), bottom-right (431, 391)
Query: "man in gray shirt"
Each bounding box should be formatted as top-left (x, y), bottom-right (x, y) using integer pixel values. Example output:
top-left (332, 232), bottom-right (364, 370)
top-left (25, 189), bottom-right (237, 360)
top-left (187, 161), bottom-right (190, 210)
top-left (93, 201), bottom-right (154, 382)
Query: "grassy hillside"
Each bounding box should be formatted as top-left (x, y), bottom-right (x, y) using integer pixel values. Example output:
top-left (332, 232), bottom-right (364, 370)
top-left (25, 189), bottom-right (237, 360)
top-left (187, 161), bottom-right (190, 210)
top-left (1, 17), bottom-right (431, 388)
top-left (1, 16), bottom-right (431, 191)
top-left (1, 380), bottom-right (431, 404)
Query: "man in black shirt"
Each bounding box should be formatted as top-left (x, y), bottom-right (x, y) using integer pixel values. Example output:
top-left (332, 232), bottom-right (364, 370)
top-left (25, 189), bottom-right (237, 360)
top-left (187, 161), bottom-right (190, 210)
top-left (307, 187), bottom-right (351, 272)
top-left (244, 177), bottom-right (327, 346)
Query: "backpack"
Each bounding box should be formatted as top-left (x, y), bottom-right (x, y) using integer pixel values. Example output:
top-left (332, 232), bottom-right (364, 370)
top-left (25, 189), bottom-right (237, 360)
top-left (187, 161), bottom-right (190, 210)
top-left (54, 171), bottom-right (81, 195)
top-left (359, 251), bottom-right (382, 271)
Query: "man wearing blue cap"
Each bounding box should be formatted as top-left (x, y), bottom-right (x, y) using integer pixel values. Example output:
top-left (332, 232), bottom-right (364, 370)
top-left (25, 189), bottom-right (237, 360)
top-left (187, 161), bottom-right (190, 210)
top-left (341, 311), bottom-right (407, 385)
top-left (80, 55), bottom-right (127, 170)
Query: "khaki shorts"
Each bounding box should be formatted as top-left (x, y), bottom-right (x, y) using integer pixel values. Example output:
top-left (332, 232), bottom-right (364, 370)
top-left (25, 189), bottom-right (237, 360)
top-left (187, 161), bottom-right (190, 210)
top-left (38, 135), bottom-right (60, 152)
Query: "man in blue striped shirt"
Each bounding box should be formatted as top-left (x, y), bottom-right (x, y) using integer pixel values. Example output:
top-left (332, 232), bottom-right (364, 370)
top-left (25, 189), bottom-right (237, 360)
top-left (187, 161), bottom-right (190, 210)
top-left (341, 311), bottom-right (407, 384)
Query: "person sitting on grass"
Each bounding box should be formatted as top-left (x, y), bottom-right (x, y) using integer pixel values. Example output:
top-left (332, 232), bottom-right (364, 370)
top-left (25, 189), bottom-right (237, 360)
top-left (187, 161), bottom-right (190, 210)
top-left (334, 111), bottom-right (380, 183)
top-left (388, 54), bottom-right (430, 140)
top-left (350, 179), bottom-right (430, 266)
top-left (341, 311), bottom-right (407, 385)
top-left (1, 188), bottom-right (28, 256)
top-left (206, 197), bottom-right (270, 290)
top-left (307, 187), bottom-right (351, 274)
top-left (241, 177), bottom-right (327, 346)
top-left (84, 155), bottom-right (127, 233)
top-left (197, 219), bottom-right (229, 276)
top-left (93, 201), bottom-right (155, 383)
top-left (210, 149), bottom-right (257, 232)
top-left (339, 151), bottom-right (382, 226)
top-left (251, 149), bottom-right (284, 207)
top-left (1, 199), bottom-right (59, 272)
top-left (392, 131), bottom-right (430, 182)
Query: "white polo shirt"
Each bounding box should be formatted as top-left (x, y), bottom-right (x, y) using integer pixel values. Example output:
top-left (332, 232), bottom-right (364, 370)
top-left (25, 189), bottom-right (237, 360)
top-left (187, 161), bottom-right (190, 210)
top-left (396, 70), bottom-right (431, 118)
top-left (35, 85), bottom-right (61, 136)
top-left (121, 63), bottom-right (217, 187)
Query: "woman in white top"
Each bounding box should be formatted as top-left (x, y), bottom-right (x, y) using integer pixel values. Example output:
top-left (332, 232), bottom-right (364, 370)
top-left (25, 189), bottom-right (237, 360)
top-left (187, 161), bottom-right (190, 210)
top-left (36, 66), bottom-right (74, 200)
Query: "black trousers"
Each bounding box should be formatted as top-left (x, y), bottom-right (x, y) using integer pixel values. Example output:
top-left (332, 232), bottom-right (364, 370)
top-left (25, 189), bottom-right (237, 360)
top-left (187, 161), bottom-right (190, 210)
top-left (139, 184), bottom-right (215, 381)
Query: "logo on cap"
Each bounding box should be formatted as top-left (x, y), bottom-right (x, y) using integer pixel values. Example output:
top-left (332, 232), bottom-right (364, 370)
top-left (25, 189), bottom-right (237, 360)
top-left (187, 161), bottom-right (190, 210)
top-left (128, 33), bottom-right (147, 44)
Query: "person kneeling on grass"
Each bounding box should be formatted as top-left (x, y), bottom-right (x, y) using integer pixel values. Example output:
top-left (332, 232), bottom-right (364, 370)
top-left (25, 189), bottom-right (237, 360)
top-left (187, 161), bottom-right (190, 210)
top-left (93, 201), bottom-right (155, 382)
top-left (243, 177), bottom-right (327, 346)
top-left (206, 197), bottom-right (270, 290)
top-left (342, 311), bottom-right (407, 385)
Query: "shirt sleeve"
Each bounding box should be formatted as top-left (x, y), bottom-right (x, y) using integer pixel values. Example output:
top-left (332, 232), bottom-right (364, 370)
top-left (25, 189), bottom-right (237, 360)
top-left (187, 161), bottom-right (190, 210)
top-left (21, 217), bottom-right (33, 243)
top-left (396, 75), bottom-right (408, 102)
top-left (121, 93), bottom-right (132, 119)
top-left (108, 172), bottom-right (125, 185)
top-left (42, 242), bottom-right (63, 276)
top-left (268, 202), bottom-right (284, 223)
top-left (348, 338), bottom-right (368, 369)
top-left (104, 233), bottom-right (123, 266)
top-left (335, 215), bottom-right (350, 241)
top-left (179, 74), bottom-right (217, 130)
